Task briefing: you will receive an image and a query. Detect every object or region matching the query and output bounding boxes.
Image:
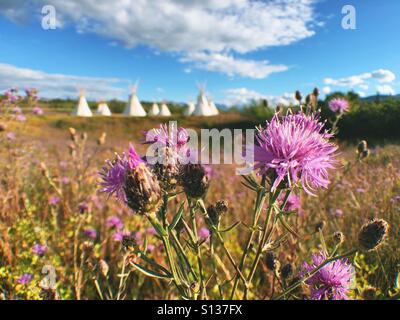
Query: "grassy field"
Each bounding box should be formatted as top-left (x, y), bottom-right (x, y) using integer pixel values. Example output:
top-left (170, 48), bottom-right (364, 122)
top-left (1, 110), bottom-right (399, 300)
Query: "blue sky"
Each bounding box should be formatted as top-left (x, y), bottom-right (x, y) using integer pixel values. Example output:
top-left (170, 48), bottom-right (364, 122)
top-left (0, 0), bottom-right (399, 106)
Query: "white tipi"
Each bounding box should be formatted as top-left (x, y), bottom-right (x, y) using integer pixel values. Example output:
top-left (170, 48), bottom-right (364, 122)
top-left (97, 101), bottom-right (112, 116)
top-left (148, 103), bottom-right (160, 116)
top-left (184, 101), bottom-right (195, 116)
top-left (72, 90), bottom-right (93, 117)
top-left (193, 83), bottom-right (212, 116)
top-left (124, 83), bottom-right (147, 117)
top-left (159, 102), bottom-right (172, 116)
top-left (208, 99), bottom-right (219, 116)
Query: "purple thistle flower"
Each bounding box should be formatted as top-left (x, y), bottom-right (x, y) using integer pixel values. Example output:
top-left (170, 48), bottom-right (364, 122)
top-left (61, 177), bottom-right (70, 185)
top-left (301, 251), bottom-right (354, 300)
top-left (78, 202), bottom-right (89, 213)
top-left (32, 243), bottom-right (47, 256)
top-left (328, 98), bottom-right (349, 113)
top-left (199, 227), bottom-right (210, 241)
top-left (32, 106), bottom-right (43, 115)
top-left (16, 114), bottom-right (26, 122)
top-left (106, 215), bottom-right (124, 230)
top-left (83, 228), bottom-right (97, 239)
top-left (48, 196), bottom-right (60, 205)
top-left (251, 112), bottom-right (337, 195)
top-left (12, 106), bottom-right (22, 114)
top-left (147, 244), bottom-right (155, 253)
top-left (99, 144), bottom-right (143, 202)
top-left (17, 273), bottom-right (33, 285)
top-left (145, 227), bottom-right (157, 236)
top-left (6, 132), bottom-right (16, 140)
top-left (113, 230), bottom-right (131, 242)
top-left (279, 193), bottom-right (303, 215)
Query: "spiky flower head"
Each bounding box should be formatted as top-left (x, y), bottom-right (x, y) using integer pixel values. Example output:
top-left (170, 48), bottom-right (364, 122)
top-left (329, 98), bottom-right (349, 113)
top-left (302, 251), bottom-right (354, 300)
top-left (265, 252), bottom-right (279, 271)
top-left (251, 112), bottom-right (337, 195)
top-left (180, 164), bottom-right (209, 199)
top-left (358, 219), bottom-right (389, 251)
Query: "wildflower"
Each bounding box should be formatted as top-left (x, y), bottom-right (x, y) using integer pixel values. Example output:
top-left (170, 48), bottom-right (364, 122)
top-left (279, 193), bottom-right (303, 215)
top-left (106, 216), bottom-right (124, 230)
top-left (48, 196), bottom-right (60, 205)
top-left (145, 227), bottom-right (157, 236)
top-left (180, 164), bottom-right (209, 199)
top-left (78, 202), bottom-right (89, 214)
top-left (6, 132), bottom-right (16, 140)
top-left (199, 227), bottom-right (210, 241)
top-left (61, 177), bottom-right (70, 185)
top-left (32, 106), bottom-right (43, 115)
top-left (358, 219), bottom-right (389, 251)
top-left (328, 98), bottom-right (349, 113)
top-left (147, 244), bottom-right (155, 253)
top-left (301, 251), bottom-right (354, 300)
top-left (83, 228), bottom-right (97, 240)
top-left (17, 273), bottom-right (33, 285)
top-left (113, 230), bottom-right (131, 242)
top-left (16, 114), bottom-right (26, 122)
top-left (32, 243), bottom-right (47, 256)
top-left (12, 106), bottom-right (22, 114)
top-left (251, 112), bottom-right (337, 195)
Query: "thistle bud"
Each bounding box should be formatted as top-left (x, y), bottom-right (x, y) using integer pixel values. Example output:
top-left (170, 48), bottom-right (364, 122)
top-left (215, 200), bottom-right (229, 215)
top-left (97, 132), bottom-right (106, 146)
top-left (0, 123), bottom-right (6, 132)
top-left (122, 235), bottom-right (137, 250)
top-left (358, 219), bottom-right (389, 251)
top-left (315, 221), bottom-right (326, 232)
top-left (313, 87), bottom-right (320, 98)
top-left (207, 205), bottom-right (219, 226)
top-left (281, 263), bottom-right (293, 279)
top-left (295, 90), bottom-right (302, 103)
top-left (190, 281), bottom-right (200, 294)
top-left (265, 252), bottom-right (279, 271)
top-left (124, 164), bottom-right (162, 215)
top-left (82, 241), bottom-right (94, 256)
top-left (360, 149), bottom-right (369, 160)
top-left (152, 162), bottom-right (179, 192)
top-left (68, 127), bottom-right (77, 142)
top-left (357, 140), bottom-right (368, 153)
top-left (99, 259), bottom-right (109, 277)
top-left (180, 164), bottom-right (209, 199)
top-left (81, 132), bottom-right (88, 141)
top-left (333, 231), bottom-right (344, 244)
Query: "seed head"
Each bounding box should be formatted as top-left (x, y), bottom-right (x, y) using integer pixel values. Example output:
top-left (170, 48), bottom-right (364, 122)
top-left (333, 231), bottom-right (345, 244)
top-left (358, 219), bottom-right (389, 251)
top-left (124, 164), bottom-right (162, 215)
top-left (215, 200), bottom-right (229, 215)
top-left (180, 164), bottom-right (209, 199)
top-left (295, 90), bottom-right (302, 103)
top-left (357, 140), bottom-right (368, 153)
top-left (265, 252), bottom-right (279, 271)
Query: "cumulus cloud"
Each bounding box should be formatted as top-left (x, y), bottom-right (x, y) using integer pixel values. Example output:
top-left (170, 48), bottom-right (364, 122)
top-left (376, 84), bottom-right (395, 95)
top-left (222, 87), bottom-right (297, 107)
top-left (180, 52), bottom-right (288, 79)
top-left (0, 63), bottom-right (126, 99)
top-left (0, 0), bottom-right (319, 78)
top-left (323, 69), bottom-right (396, 96)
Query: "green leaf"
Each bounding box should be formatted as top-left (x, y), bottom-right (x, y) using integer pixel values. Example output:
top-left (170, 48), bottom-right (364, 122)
top-left (218, 221), bottom-right (241, 233)
top-left (129, 261), bottom-right (172, 280)
top-left (168, 202), bottom-right (184, 232)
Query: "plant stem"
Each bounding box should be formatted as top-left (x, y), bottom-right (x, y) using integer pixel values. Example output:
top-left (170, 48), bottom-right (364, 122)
top-left (230, 178), bottom-right (267, 299)
top-left (243, 190), bottom-right (281, 299)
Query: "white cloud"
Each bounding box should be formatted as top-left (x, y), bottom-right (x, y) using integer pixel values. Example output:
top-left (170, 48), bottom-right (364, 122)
top-left (376, 85), bottom-right (395, 95)
top-left (180, 52), bottom-right (288, 79)
top-left (0, 63), bottom-right (126, 99)
top-left (222, 87), bottom-right (297, 107)
top-left (0, 0), bottom-right (319, 78)
top-left (322, 86), bottom-right (331, 94)
top-left (371, 69), bottom-right (396, 83)
top-left (323, 69), bottom-right (396, 94)
top-left (357, 91), bottom-right (366, 98)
